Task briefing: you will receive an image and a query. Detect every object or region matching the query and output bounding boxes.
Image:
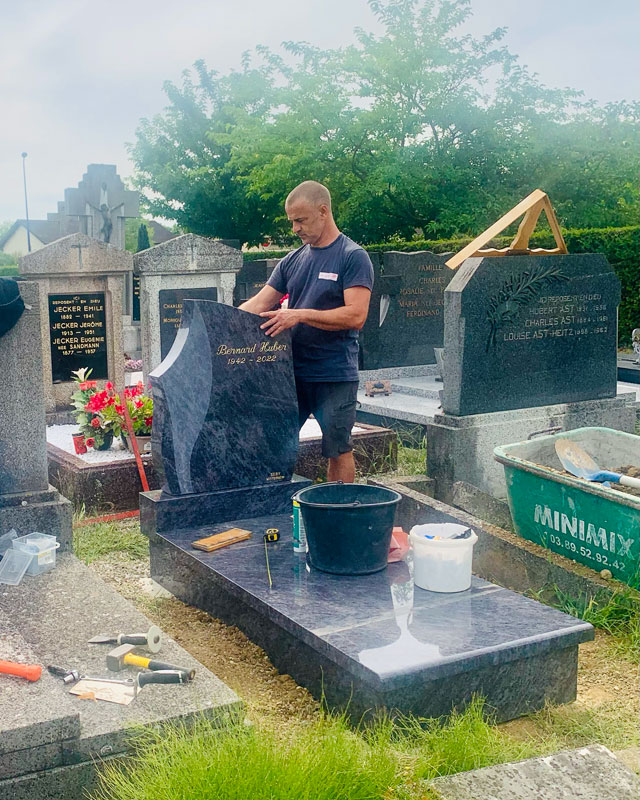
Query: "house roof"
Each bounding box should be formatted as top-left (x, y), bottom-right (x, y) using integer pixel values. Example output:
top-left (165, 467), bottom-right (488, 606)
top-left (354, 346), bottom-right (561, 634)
top-left (146, 219), bottom-right (177, 244)
top-left (0, 219), bottom-right (63, 250)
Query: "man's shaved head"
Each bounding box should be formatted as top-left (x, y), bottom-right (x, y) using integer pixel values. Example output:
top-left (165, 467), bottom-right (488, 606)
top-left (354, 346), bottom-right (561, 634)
top-left (286, 181), bottom-right (332, 211)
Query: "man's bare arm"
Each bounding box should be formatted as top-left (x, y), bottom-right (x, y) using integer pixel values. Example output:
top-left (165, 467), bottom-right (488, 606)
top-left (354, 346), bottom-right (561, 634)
top-left (238, 285), bottom-right (284, 315)
top-left (259, 286), bottom-right (371, 337)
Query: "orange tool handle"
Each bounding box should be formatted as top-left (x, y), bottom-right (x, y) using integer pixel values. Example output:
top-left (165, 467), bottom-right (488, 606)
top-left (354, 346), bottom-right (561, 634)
top-left (0, 659), bottom-right (42, 681)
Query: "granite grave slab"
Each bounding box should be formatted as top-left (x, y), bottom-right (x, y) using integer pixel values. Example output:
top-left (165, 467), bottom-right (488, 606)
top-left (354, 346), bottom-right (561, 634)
top-left (443, 253), bottom-right (621, 415)
top-left (150, 299), bottom-right (299, 495)
top-left (360, 251), bottom-right (453, 370)
top-left (149, 513), bottom-right (593, 722)
top-left (0, 554), bottom-right (241, 799)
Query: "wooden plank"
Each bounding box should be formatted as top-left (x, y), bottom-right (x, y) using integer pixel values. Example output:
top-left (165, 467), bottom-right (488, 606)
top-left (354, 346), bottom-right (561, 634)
top-left (445, 190), bottom-right (546, 270)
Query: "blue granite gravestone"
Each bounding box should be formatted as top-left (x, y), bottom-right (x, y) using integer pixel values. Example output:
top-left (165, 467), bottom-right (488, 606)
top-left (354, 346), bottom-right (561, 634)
top-left (149, 299), bottom-right (299, 497)
top-left (443, 254), bottom-right (621, 415)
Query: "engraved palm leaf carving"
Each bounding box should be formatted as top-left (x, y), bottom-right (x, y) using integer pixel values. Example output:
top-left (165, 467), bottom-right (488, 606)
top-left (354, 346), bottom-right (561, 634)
top-left (486, 264), bottom-right (569, 352)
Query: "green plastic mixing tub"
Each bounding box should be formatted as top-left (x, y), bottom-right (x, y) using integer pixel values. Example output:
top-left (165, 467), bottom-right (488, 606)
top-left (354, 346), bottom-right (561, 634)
top-left (494, 427), bottom-right (639, 587)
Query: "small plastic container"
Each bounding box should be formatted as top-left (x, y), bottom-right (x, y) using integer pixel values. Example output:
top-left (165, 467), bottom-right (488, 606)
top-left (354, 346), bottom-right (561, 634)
top-left (0, 529), bottom-right (18, 555)
top-left (0, 549), bottom-right (33, 585)
top-left (410, 524), bottom-right (478, 593)
top-left (12, 533), bottom-right (60, 576)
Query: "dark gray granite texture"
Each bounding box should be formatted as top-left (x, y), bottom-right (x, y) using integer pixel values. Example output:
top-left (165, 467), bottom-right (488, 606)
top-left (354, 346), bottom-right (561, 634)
top-left (140, 476), bottom-right (311, 535)
top-left (0, 282), bottom-right (49, 496)
top-left (0, 554), bottom-right (242, 784)
top-left (0, 486), bottom-right (72, 551)
top-left (360, 251), bottom-right (453, 370)
top-left (149, 513), bottom-right (593, 721)
top-left (150, 299), bottom-right (299, 495)
top-left (443, 254), bottom-right (620, 415)
top-left (618, 355), bottom-right (640, 384)
top-left (233, 259), bottom-right (279, 306)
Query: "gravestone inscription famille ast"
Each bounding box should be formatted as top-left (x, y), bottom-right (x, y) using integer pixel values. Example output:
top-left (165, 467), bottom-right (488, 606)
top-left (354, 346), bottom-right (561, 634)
top-left (360, 250), bottom-right (453, 370)
top-left (150, 300), bottom-right (298, 495)
top-left (442, 253), bottom-right (621, 416)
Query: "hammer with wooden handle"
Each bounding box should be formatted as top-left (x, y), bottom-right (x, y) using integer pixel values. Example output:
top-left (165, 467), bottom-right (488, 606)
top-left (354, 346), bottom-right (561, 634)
top-left (106, 644), bottom-right (195, 680)
top-left (0, 659), bottom-right (42, 682)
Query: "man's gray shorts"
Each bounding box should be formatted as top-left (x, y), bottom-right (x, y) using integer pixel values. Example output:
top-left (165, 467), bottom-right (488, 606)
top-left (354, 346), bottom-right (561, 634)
top-left (295, 380), bottom-right (359, 459)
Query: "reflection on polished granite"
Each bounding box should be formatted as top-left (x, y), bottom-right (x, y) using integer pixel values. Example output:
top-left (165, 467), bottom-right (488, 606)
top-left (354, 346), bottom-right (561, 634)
top-left (150, 513), bottom-right (594, 722)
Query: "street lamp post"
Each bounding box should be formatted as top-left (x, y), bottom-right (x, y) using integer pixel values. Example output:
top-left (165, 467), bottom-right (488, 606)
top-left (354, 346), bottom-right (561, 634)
top-left (21, 152), bottom-right (31, 253)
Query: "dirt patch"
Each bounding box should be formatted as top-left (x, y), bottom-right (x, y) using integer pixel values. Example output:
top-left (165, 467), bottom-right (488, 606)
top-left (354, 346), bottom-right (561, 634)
top-left (90, 554), bottom-right (319, 724)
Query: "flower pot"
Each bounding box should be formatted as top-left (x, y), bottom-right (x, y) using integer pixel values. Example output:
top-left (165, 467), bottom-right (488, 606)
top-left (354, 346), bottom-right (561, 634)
top-left (94, 432), bottom-right (114, 451)
top-left (72, 433), bottom-right (87, 455)
top-left (121, 432), bottom-right (152, 454)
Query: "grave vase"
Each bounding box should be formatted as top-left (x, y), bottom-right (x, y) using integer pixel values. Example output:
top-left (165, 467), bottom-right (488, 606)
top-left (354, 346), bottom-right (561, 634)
top-left (121, 432), bottom-right (152, 454)
top-left (93, 432), bottom-right (114, 451)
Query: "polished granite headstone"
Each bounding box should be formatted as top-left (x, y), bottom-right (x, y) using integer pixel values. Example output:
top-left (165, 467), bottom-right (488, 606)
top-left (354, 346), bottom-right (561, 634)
top-left (150, 299), bottom-right (299, 496)
top-left (233, 259), bottom-right (279, 306)
top-left (149, 514), bottom-right (593, 722)
top-left (360, 251), bottom-right (453, 370)
top-left (443, 254), bottom-right (621, 415)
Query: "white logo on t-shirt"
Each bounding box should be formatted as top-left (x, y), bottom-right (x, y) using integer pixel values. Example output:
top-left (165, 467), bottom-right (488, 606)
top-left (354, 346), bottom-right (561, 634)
top-left (318, 272), bottom-right (338, 281)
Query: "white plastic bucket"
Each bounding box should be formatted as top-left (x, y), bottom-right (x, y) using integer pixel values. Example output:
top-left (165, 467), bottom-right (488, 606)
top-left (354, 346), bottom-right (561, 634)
top-left (410, 524), bottom-right (478, 593)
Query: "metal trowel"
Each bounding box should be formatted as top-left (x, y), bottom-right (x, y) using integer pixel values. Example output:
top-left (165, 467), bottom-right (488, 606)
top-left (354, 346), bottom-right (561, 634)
top-left (555, 439), bottom-right (640, 490)
top-left (69, 669), bottom-right (188, 705)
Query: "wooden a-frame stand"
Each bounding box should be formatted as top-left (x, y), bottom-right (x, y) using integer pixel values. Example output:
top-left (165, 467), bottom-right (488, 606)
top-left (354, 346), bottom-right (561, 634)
top-left (445, 189), bottom-right (568, 270)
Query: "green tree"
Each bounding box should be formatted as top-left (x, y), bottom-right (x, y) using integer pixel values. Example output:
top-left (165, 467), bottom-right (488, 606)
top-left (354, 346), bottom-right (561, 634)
top-left (136, 222), bottom-right (150, 252)
top-left (131, 0), bottom-right (639, 245)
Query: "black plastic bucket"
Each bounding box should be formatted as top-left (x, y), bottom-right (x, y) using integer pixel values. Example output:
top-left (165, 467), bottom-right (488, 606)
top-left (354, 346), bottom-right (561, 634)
top-left (293, 482), bottom-right (402, 575)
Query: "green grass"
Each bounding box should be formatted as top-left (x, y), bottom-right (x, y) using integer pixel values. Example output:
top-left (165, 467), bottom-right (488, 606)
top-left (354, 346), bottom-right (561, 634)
top-left (0, 264), bottom-right (18, 275)
top-left (73, 519), bottom-right (149, 564)
top-left (396, 429), bottom-right (427, 476)
top-left (92, 698), bottom-right (564, 800)
top-left (530, 700), bottom-right (639, 752)
top-left (552, 586), bottom-right (639, 662)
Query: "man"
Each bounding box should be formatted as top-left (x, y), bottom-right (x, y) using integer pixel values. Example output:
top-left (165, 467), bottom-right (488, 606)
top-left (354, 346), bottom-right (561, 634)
top-left (239, 181), bottom-right (373, 482)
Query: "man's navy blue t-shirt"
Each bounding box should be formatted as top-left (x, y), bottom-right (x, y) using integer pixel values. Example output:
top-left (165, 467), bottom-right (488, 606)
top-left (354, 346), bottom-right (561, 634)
top-left (267, 234), bottom-right (374, 382)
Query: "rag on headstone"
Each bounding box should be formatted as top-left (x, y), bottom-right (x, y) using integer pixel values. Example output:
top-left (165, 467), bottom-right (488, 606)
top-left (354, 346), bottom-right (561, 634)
top-left (19, 233), bottom-right (131, 413)
top-left (0, 280), bottom-right (72, 544)
top-left (134, 234), bottom-right (242, 380)
top-left (150, 300), bottom-right (298, 495)
top-left (359, 250), bottom-right (453, 370)
top-left (233, 259), bottom-right (280, 306)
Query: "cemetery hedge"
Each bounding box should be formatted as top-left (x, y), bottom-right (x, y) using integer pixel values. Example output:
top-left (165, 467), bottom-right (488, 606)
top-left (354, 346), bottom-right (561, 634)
top-left (244, 226), bottom-right (639, 344)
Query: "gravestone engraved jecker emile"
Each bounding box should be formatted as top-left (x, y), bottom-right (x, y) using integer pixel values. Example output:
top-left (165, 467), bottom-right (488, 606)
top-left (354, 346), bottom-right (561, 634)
top-left (359, 250), bottom-right (453, 370)
top-left (442, 253), bottom-right (621, 416)
top-left (150, 300), bottom-right (298, 495)
top-left (19, 233), bottom-right (131, 413)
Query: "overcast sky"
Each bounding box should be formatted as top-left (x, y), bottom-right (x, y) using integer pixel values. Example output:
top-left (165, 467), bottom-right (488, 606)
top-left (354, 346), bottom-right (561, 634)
top-left (1, 0), bottom-right (638, 223)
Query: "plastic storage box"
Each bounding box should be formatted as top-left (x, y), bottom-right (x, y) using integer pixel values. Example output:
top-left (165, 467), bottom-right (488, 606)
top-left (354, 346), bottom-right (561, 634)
top-left (494, 427), bottom-right (639, 587)
top-left (12, 533), bottom-right (60, 576)
top-left (0, 549), bottom-right (33, 585)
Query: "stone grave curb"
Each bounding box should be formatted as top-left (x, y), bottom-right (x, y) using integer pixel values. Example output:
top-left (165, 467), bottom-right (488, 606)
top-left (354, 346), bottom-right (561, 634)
top-left (369, 477), bottom-right (639, 610)
top-left (428, 744), bottom-right (639, 800)
top-left (0, 554), bottom-right (243, 800)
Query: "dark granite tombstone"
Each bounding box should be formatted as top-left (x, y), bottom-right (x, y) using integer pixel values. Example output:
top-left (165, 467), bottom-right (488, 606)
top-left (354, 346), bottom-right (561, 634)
top-left (49, 292), bottom-right (108, 381)
top-left (443, 254), bottom-right (621, 416)
top-left (132, 274), bottom-right (141, 322)
top-left (359, 251), bottom-right (453, 369)
top-left (232, 259), bottom-right (279, 306)
top-left (158, 287), bottom-right (218, 360)
top-left (150, 299), bottom-right (299, 496)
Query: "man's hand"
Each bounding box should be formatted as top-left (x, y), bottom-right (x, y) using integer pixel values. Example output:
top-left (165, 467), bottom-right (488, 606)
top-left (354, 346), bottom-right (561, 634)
top-left (259, 308), bottom-right (302, 337)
